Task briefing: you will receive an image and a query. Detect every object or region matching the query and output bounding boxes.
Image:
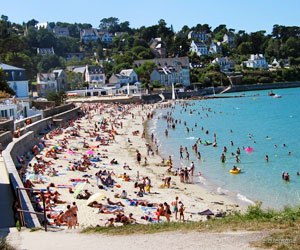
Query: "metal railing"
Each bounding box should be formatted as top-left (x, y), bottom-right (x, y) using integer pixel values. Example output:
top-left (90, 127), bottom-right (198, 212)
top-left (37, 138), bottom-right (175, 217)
top-left (16, 187), bottom-right (47, 231)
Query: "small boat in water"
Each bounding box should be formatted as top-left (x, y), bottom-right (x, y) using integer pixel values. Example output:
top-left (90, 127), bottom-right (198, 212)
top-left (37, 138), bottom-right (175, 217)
top-left (274, 94), bottom-right (282, 98)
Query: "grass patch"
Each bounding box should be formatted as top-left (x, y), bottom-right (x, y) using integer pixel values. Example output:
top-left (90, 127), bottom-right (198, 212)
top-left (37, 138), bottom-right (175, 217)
top-left (0, 239), bottom-right (15, 250)
top-left (82, 202), bottom-right (300, 248)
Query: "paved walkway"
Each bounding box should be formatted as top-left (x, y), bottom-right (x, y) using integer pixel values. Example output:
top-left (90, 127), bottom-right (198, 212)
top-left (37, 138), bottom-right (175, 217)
top-left (7, 229), bottom-right (268, 250)
top-left (0, 157), bottom-right (15, 228)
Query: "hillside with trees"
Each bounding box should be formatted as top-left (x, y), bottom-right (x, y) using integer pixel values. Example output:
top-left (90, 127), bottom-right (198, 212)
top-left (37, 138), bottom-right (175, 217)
top-left (1, 14), bottom-right (300, 91)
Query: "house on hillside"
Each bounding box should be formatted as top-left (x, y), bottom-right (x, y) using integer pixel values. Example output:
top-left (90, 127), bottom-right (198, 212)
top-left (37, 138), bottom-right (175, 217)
top-left (188, 31), bottom-right (208, 42)
top-left (53, 69), bottom-right (67, 91)
top-left (209, 42), bottom-right (222, 54)
top-left (80, 29), bottom-right (100, 42)
top-left (85, 65), bottom-right (106, 89)
top-left (134, 57), bottom-right (190, 86)
top-left (212, 57), bottom-right (235, 72)
top-left (190, 40), bottom-right (208, 56)
top-left (245, 54), bottom-right (268, 69)
top-left (101, 33), bottom-right (113, 43)
top-left (37, 73), bottom-right (58, 96)
top-left (149, 38), bottom-right (166, 58)
top-left (37, 69), bottom-right (67, 96)
top-left (37, 47), bottom-right (55, 56)
top-left (150, 65), bottom-right (190, 86)
top-left (53, 26), bottom-right (70, 38)
top-left (65, 53), bottom-right (93, 62)
top-left (109, 69), bottom-right (138, 87)
top-left (223, 33), bottom-right (236, 47)
top-left (35, 22), bottom-right (51, 31)
top-left (0, 63), bottom-right (29, 98)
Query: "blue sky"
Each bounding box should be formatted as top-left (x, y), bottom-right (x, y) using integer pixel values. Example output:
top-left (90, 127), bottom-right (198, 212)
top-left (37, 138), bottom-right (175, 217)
top-left (1, 0), bottom-right (300, 34)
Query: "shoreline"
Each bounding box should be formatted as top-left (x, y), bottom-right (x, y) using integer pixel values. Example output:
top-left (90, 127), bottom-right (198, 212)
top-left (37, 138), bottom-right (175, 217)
top-left (145, 104), bottom-right (254, 209)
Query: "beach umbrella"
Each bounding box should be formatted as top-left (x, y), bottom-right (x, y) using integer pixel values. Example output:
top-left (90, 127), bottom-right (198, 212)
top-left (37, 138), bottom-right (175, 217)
top-left (86, 193), bottom-right (106, 206)
top-left (73, 182), bottom-right (86, 198)
top-left (85, 150), bottom-right (94, 155)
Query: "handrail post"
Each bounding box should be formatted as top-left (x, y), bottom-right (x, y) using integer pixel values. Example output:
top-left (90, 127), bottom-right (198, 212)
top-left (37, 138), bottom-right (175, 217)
top-left (41, 192), bottom-right (47, 232)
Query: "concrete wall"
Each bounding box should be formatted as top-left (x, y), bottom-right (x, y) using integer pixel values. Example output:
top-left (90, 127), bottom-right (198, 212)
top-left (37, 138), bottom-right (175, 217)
top-left (0, 131), bottom-right (13, 148)
top-left (0, 119), bottom-right (14, 133)
top-left (3, 132), bottom-right (40, 228)
top-left (52, 107), bottom-right (80, 123)
top-left (43, 103), bottom-right (74, 118)
top-left (31, 101), bottom-right (55, 110)
top-left (19, 117), bottom-right (52, 137)
top-left (225, 82), bottom-right (300, 93)
top-left (14, 114), bottom-right (42, 130)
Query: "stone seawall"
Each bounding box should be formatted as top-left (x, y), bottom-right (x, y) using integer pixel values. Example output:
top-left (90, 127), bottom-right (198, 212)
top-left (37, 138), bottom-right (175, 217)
top-left (43, 103), bottom-right (74, 118)
top-left (0, 131), bottom-right (13, 148)
top-left (226, 82), bottom-right (300, 93)
top-left (1, 104), bottom-right (81, 229)
top-left (19, 117), bottom-right (52, 137)
top-left (52, 107), bottom-right (81, 122)
top-left (3, 132), bottom-right (41, 228)
top-left (15, 114), bottom-right (42, 130)
top-left (0, 119), bottom-right (14, 133)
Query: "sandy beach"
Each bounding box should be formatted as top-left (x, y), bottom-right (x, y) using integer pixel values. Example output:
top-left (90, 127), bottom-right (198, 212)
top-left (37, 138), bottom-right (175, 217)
top-left (23, 102), bottom-right (244, 228)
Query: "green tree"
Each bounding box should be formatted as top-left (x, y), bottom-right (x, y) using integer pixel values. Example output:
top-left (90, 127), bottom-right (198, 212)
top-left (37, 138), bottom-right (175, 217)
top-left (135, 61), bottom-right (156, 83)
top-left (66, 72), bottom-right (82, 90)
top-left (37, 54), bottom-right (61, 72)
top-left (46, 90), bottom-right (65, 106)
top-left (0, 68), bottom-right (15, 95)
top-left (238, 42), bottom-right (252, 55)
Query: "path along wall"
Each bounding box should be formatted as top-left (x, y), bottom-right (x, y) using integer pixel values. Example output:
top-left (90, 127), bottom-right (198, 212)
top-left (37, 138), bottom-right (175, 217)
top-left (3, 132), bottom-right (41, 228)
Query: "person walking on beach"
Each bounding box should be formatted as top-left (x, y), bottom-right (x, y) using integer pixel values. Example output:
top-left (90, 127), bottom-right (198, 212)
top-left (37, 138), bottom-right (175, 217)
top-left (71, 202), bottom-right (78, 228)
top-left (178, 201), bottom-right (185, 222)
top-left (63, 205), bottom-right (74, 229)
top-left (172, 197), bottom-right (179, 220)
top-left (164, 202), bottom-right (171, 222)
top-left (137, 151), bottom-right (141, 165)
top-left (190, 161), bottom-right (195, 176)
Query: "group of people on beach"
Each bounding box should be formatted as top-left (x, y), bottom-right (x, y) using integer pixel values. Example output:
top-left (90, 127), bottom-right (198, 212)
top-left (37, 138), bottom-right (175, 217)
top-left (14, 102), bottom-right (199, 230)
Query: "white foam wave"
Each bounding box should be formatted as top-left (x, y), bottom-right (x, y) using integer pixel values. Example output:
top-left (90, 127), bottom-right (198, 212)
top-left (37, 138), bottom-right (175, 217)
top-left (186, 136), bottom-right (196, 140)
top-left (237, 193), bottom-right (255, 205)
top-left (217, 187), bottom-right (229, 195)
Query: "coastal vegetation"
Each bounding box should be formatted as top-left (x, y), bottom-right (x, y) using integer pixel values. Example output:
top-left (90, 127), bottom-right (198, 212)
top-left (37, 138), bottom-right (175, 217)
top-left (0, 239), bottom-right (15, 250)
top-left (2, 15), bottom-right (300, 91)
top-left (83, 202), bottom-right (300, 249)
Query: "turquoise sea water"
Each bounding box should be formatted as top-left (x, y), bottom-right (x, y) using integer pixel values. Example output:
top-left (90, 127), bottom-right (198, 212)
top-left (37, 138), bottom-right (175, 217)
top-left (150, 87), bottom-right (300, 209)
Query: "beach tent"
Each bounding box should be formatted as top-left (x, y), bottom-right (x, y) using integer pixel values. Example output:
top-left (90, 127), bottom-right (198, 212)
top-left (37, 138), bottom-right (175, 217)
top-left (86, 193), bottom-right (106, 206)
top-left (198, 209), bottom-right (214, 216)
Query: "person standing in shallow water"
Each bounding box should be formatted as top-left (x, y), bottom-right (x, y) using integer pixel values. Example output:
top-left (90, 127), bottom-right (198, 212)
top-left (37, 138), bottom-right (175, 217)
top-left (179, 145), bottom-right (183, 159)
top-left (265, 155), bottom-right (269, 163)
top-left (220, 153), bottom-right (226, 163)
